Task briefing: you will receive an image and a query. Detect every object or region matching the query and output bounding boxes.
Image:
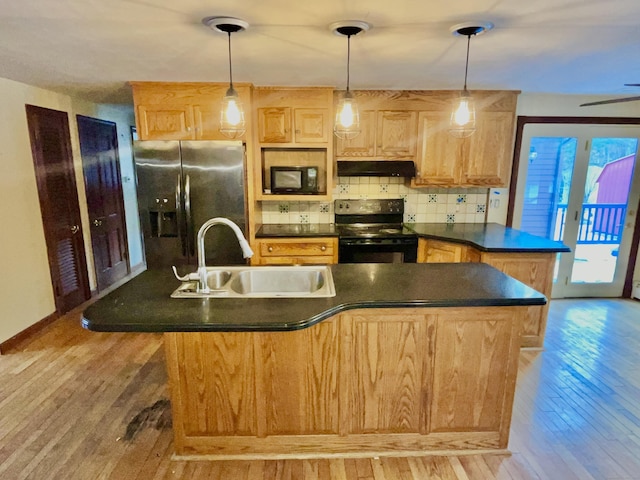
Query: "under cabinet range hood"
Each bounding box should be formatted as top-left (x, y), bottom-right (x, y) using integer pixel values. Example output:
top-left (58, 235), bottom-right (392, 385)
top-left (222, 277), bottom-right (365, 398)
top-left (337, 160), bottom-right (416, 177)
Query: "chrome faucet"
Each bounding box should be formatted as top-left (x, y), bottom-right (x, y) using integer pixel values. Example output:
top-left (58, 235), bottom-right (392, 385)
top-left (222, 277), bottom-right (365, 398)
top-left (197, 217), bottom-right (253, 293)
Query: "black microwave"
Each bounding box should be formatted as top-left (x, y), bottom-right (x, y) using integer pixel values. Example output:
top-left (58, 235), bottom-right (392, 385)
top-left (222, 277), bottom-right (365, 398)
top-left (270, 166), bottom-right (319, 194)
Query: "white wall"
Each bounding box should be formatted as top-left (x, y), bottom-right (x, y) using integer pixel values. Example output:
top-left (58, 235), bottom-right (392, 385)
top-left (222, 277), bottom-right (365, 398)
top-left (0, 77), bottom-right (142, 345)
top-left (511, 93), bottom-right (640, 289)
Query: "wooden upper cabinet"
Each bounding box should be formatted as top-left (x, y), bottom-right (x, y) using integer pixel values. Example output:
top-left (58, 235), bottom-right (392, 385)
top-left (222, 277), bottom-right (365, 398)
top-left (137, 104), bottom-right (196, 140)
top-left (294, 108), bottom-right (330, 143)
top-left (255, 88), bottom-right (333, 146)
top-left (334, 110), bottom-right (376, 157)
top-left (257, 107), bottom-right (329, 144)
top-left (131, 82), bottom-right (252, 141)
top-left (414, 111), bottom-right (461, 185)
top-left (258, 107), bottom-right (292, 143)
top-left (376, 110), bottom-right (417, 158)
top-left (462, 111), bottom-right (515, 186)
top-left (335, 106), bottom-right (418, 160)
top-left (413, 91), bottom-right (518, 188)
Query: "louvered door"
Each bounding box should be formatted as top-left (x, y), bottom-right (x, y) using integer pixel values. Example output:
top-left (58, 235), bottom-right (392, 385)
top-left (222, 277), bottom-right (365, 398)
top-left (26, 105), bottom-right (90, 313)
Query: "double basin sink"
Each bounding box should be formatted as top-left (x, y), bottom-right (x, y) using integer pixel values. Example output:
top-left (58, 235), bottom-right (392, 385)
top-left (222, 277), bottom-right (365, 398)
top-left (171, 265), bottom-right (336, 298)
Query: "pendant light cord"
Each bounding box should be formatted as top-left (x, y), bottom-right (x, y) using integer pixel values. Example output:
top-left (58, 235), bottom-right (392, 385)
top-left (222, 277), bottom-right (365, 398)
top-left (346, 34), bottom-right (352, 92)
top-left (463, 34), bottom-right (471, 91)
top-left (227, 31), bottom-right (234, 89)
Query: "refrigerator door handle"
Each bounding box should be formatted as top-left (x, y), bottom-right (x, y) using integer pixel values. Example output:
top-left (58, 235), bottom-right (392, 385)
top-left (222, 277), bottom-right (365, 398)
top-left (176, 173), bottom-right (187, 256)
top-left (184, 173), bottom-right (195, 257)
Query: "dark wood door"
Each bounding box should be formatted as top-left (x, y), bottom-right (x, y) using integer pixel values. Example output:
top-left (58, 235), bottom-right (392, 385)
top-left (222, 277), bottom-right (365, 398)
top-left (77, 115), bottom-right (130, 291)
top-left (26, 105), bottom-right (90, 313)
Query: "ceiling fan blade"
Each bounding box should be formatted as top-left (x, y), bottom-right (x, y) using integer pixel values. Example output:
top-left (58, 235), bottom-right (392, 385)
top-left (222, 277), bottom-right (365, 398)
top-left (580, 96), bottom-right (640, 107)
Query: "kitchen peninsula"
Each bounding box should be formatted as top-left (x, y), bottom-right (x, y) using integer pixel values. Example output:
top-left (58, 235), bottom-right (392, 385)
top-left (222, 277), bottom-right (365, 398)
top-left (83, 262), bottom-right (545, 458)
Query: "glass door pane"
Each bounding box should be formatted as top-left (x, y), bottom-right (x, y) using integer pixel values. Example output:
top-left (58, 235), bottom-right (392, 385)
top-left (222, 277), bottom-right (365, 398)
top-left (513, 124), bottom-right (640, 298)
top-left (570, 138), bottom-right (637, 286)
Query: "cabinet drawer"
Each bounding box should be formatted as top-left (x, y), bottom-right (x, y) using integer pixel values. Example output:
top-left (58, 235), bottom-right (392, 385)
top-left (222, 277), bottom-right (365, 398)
top-left (256, 255), bottom-right (334, 266)
top-left (259, 239), bottom-right (335, 257)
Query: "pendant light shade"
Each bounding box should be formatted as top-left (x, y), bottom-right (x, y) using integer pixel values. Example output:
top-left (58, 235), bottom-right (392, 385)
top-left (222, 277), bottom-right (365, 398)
top-left (202, 16), bottom-right (248, 139)
top-left (331, 21), bottom-right (370, 140)
top-left (449, 22), bottom-right (493, 138)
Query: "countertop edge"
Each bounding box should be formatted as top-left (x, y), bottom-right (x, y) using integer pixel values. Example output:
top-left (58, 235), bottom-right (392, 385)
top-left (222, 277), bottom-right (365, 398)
top-left (81, 297), bottom-right (546, 333)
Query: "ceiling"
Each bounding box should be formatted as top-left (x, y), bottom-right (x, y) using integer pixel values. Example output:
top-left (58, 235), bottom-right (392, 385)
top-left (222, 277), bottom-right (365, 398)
top-left (2, 0), bottom-right (640, 104)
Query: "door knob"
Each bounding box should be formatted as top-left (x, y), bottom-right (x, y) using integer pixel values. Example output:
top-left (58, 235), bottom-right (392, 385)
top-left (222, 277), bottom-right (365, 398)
top-left (70, 225), bottom-right (80, 234)
top-left (93, 219), bottom-right (102, 227)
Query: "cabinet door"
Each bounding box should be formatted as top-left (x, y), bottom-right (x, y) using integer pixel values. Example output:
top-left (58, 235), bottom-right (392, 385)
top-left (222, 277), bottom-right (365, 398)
top-left (346, 312), bottom-right (433, 434)
top-left (192, 104), bottom-right (232, 140)
top-left (414, 112), bottom-right (462, 186)
top-left (376, 111), bottom-right (417, 159)
top-left (431, 308), bottom-right (520, 432)
top-left (258, 107), bottom-right (292, 143)
top-left (420, 239), bottom-right (466, 263)
top-left (137, 104), bottom-right (195, 140)
top-left (335, 110), bottom-right (376, 157)
top-left (294, 108), bottom-right (329, 143)
top-left (461, 111), bottom-right (515, 187)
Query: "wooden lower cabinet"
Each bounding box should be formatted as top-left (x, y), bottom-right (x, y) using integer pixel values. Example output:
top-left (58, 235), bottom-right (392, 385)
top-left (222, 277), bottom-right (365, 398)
top-left (418, 238), bottom-right (555, 348)
top-left (252, 237), bottom-right (338, 265)
top-left (164, 305), bottom-right (524, 457)
top-left (418, 238), bottom-right (478, 263)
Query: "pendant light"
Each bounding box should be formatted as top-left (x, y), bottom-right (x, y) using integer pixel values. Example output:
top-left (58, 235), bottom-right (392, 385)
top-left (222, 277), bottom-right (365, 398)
top-left (449, 22), bottom-right (493, 138)
top-left (202, 16), bottom-right (249, 139)
top-left (330, 21), bottom-right (370, 140)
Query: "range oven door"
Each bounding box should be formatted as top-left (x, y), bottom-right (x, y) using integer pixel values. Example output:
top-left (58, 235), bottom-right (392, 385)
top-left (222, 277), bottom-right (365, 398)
top-left (338, 237), bottom-right (418, 263)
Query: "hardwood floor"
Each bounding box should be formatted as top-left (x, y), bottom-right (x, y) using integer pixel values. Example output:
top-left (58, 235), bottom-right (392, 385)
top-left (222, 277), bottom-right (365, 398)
top-left (1, 299), bottom-right (639, 479)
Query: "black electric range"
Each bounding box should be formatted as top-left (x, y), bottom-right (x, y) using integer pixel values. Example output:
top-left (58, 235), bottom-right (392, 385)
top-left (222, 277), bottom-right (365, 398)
top-left (335, 199), bottom-right (418, 263)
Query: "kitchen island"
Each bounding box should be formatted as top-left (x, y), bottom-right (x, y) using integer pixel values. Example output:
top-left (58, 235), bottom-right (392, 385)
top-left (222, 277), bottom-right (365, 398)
top-left (83, 263), bottom-right (545, 458)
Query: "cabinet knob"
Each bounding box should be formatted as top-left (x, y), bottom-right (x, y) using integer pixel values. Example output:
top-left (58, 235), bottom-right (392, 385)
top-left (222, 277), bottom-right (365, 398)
top-left (268, 246), bottom-right (273, 252)
top-left (320, 245), bottom-right (326, 251)
top-left (295, 129), bottom-right (300, 134)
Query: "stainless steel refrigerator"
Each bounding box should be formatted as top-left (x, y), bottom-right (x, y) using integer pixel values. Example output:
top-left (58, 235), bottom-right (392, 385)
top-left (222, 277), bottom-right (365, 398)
top-left (134, 140), bottom-right (248, 270)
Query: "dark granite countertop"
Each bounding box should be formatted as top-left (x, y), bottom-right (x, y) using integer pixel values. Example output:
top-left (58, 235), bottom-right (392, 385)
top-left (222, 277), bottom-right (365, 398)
top-left (406, 223), bottom-right (570, 253)
top-left (256, 223), bottom-right (338, 238)
top-left (82, 263), bottom-right (546, 333)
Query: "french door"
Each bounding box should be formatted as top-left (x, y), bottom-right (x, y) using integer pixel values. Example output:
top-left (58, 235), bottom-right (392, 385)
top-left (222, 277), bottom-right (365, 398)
top-left (512, 123), bottom-right (640, 298)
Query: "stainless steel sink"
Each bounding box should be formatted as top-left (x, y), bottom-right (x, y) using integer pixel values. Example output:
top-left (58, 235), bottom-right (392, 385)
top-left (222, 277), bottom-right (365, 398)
top-left (171, 265), bottom-right (336, 298)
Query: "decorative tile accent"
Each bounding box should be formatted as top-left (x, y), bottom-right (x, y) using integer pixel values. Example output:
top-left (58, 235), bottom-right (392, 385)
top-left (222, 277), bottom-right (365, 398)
top-left (319, 203), bottom-right (330, 213)
top-left (457, 194), bottom-right (467, 204)
top-left (339, 184), bottom-right (350, 194)
top-left (476, 204), bottom-right (486, 213)
top-left (379, 184), bottom-right (389, 193)
top-left (428, 194), bottom-right (438, 203)
top-left (446, 214), bottom-right (456, 223)
top-left (407, 214), bottom-right (416, 222)
top-left (299, 214), bottom-right (309, 224)
top-left (278, 203), bottom-right (289, 214)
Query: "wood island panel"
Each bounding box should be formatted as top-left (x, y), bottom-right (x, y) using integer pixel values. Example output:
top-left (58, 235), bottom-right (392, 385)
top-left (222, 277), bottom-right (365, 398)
top-left (480, 252), bottom-right (556, 349)
top-left (164, 305), bottom-right (525, 458)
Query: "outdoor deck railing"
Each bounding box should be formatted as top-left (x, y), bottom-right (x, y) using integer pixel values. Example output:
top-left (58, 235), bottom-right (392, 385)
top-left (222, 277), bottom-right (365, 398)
top-left (555, 204), bottom-right (627, 244)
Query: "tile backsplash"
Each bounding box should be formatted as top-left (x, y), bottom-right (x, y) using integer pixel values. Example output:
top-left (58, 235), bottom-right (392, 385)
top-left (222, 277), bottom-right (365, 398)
top-left (260, 177), bottom-right (489, 225)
